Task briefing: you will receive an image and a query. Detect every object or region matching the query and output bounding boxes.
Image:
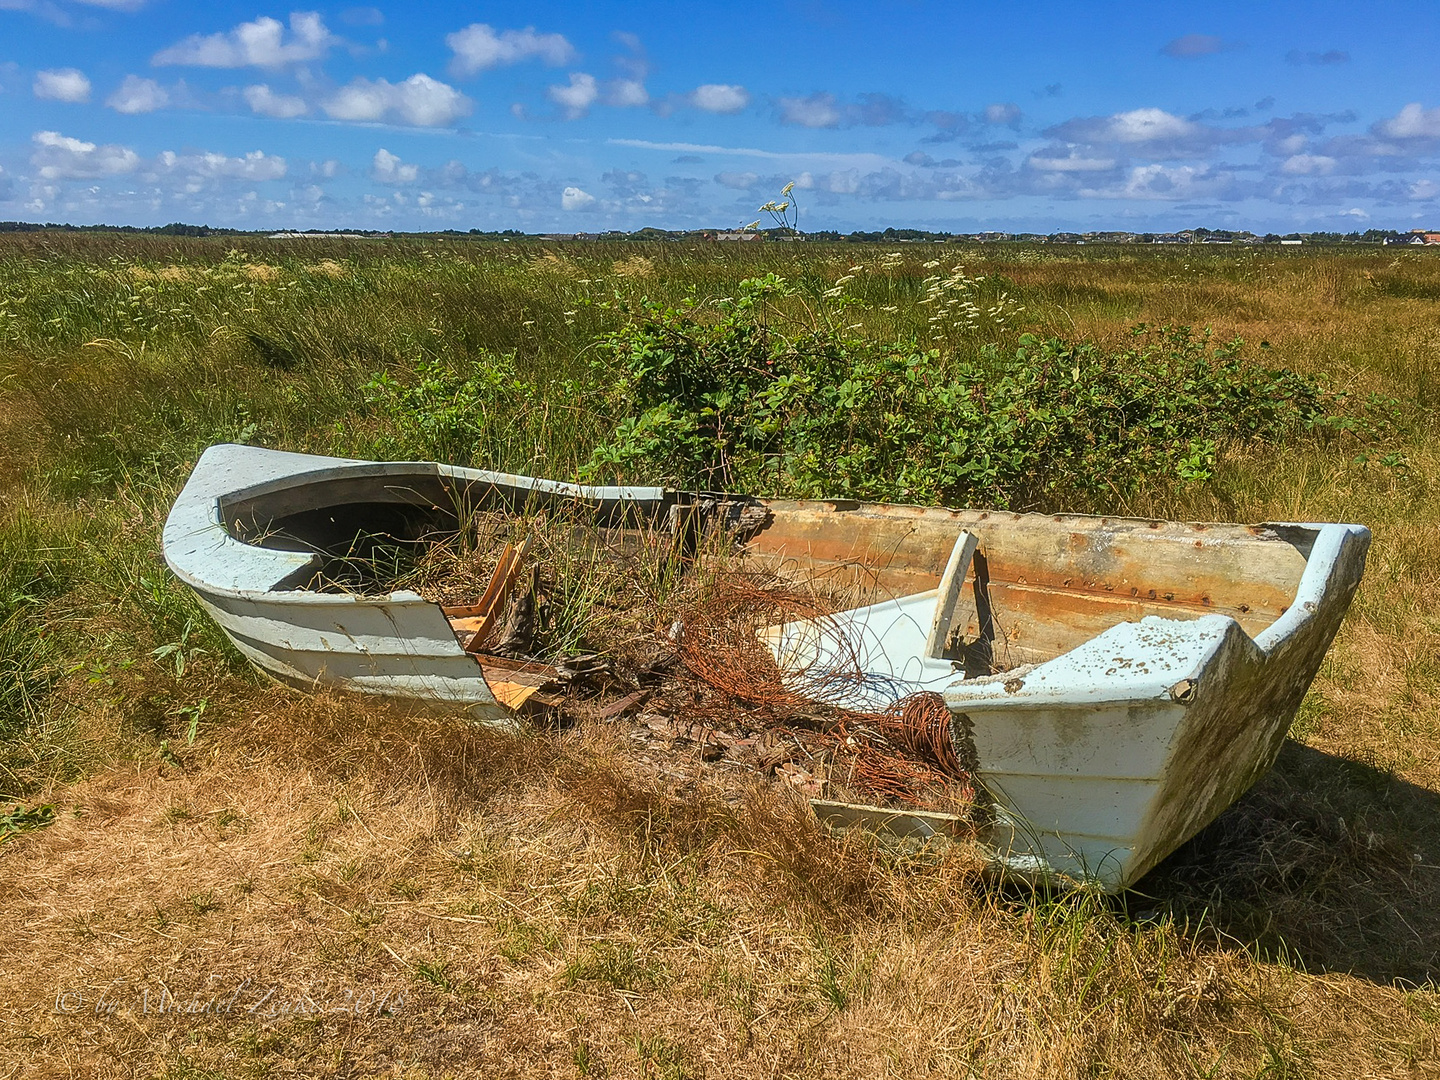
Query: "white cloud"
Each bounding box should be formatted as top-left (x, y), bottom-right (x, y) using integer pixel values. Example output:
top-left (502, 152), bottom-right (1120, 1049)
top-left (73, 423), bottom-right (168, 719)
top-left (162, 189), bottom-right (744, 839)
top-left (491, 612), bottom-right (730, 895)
top-left (1339, 207), bottom-right (1368, 219)
top-left (156, 149), bottom-right (287, 181)
top-left (1112, 163), bottom-right (1219, 200)
top-left (1280, 153), bottom-right (1337, 175)
top-left (31, 130), bottom-right (140, 179)
top-left (371, 148), bottom-right (417, 183)
top-left (778, 93), bottom-right (841, 128)
top-left (1028, 149), bottom-right (1116, 172)
top-left (154, 12), bottom-right (334, 68)
top-left (548, 72), bottom-right (598, 118)
top-left (561, 185), bottom-right (595, 210)
top-left (984, 102), bottom-right (1020, 126)
top-left (33, 68), bottom-right (90, 103)
top-left (446, 23), bottom-right (574, 76)
top-left (1102, 108), bottom-right (1198, 143)
top-left (1411, 179), bottom-right (1439, 200)
top-left (605, 79), bottom-right (648, 107)
top-left (106, 75), bottom-right (169, 114)
top-left (1377, 103), bottom-right (1440, 140)
top-left (689, 84), bottom-right (748, 114)
top-left (243, 83), bottom-right (307, 118)
top-left (323, 74), bottom-right (471, 127)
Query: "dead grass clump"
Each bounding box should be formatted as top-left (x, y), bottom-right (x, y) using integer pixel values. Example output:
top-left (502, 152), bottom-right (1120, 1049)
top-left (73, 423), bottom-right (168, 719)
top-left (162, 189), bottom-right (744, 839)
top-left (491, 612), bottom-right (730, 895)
top-left (308, 259), bottom-right (348, 278)
top-left (243, 263), bottom-right (282, 283)
top-left (555, 738), bottom-right (735, 855)
top-left (528, 252), bottom-right (580, 278)
top-left (612, 254), bottom-right (655, 278)
top-left (217, 690), bottom-right (556, 829)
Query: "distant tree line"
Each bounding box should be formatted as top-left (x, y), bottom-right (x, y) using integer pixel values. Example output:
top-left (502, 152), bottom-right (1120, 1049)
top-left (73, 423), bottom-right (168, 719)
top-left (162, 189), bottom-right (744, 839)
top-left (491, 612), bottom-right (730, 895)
top-left (0, 221), bottom-right (1429, 245)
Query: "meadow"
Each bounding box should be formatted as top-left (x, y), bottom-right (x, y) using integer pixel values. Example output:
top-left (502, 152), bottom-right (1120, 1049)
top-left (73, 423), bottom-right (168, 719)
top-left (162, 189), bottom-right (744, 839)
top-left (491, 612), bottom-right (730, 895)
top-left (1, 232), bottom-right (1438, 1077)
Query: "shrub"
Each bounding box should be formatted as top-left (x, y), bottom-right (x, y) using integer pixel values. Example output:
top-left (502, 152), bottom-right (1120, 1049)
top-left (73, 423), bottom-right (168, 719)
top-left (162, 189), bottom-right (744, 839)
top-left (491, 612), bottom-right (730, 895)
top-left (583, 275), bottom-right (1370, 510)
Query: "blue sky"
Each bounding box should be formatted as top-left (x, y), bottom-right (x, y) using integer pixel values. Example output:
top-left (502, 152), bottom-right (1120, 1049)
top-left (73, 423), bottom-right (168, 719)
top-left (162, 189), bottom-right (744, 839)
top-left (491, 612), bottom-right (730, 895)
top-left (1, 0), bottom-right (1437, 233)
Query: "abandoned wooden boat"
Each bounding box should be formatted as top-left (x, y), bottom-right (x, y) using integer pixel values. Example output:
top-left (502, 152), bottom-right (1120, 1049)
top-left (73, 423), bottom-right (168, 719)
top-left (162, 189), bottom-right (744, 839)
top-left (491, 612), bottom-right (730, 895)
top-left (164, 443), bottom-right (1369, 891)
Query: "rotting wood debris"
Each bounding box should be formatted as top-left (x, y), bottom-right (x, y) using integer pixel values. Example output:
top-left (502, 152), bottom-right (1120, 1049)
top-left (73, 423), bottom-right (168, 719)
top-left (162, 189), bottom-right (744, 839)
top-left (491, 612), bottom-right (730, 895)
top-left (392, 510), bottom-right (979, 822)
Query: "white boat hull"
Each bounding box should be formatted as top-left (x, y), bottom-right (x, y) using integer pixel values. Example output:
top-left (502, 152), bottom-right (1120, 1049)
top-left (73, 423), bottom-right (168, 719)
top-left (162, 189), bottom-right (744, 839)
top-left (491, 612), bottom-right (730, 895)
top-left (165, 444), bottom-right (1369, 892)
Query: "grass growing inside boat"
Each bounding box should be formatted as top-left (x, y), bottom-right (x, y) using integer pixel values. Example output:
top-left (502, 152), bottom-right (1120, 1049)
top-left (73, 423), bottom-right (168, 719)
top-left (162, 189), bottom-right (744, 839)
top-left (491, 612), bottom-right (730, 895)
top-left (1, 234), bottom-right (1438, 1077)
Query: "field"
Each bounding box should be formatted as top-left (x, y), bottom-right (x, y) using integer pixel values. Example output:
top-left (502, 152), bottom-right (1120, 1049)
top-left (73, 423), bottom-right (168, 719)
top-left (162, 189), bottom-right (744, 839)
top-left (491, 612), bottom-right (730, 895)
top-left (1, 233), bottom-right (1439, 1078)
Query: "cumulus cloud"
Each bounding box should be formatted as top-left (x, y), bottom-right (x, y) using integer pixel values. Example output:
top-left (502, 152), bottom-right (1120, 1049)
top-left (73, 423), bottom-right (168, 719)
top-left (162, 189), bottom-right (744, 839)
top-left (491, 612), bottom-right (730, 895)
top-left (560, 185), bottom-right (594, 210)
top-left (446, 23), bottom-right (574, 76)
top-left (1161, 34), bottom-right (1235, 58)
top-left (106, 75), bottom-right (169, 114)
top-left (155, 148), bottom-right (287, 181)
top-left (1286, 49), bottom-right (1348, 65)
top-left (371, 147), bottom-right (417, 183)
top-left (31, 130), bottom-right (140, 179)
top-left (1051, 107), bottom-right (1200, 144)
top-left (547, 72), bottom-right (598, 118)
top-left (777, 92), bottom-right (842, 128)
top-left (323, 74), bottom-right (471, 127)
top-left (1376, 102), bottom-right (1440, 140)
top-left (154, 11), bottom-right (335, 68)
top-left (243, 83), bottom-right (307, 118)
top-left (687, 84), bottom-right (749, 114)
top-left (33, 68), bottom-right (90, 103)
top-left (1113, 163), bottom-right (1233, 200)
top-left (605, 79), bottom-right (648, 107)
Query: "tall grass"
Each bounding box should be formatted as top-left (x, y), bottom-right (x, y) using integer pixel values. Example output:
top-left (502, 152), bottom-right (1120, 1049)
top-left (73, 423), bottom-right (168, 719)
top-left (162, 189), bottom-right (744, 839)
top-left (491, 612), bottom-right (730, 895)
top-left (1, 234), bottom-right (1439, 1076)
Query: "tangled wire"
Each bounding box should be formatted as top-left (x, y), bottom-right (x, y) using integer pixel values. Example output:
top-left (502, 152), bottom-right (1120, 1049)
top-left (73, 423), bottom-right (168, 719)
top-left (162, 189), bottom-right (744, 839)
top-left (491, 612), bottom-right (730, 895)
top-left (676, 575), bottom-right (973, 810)
top-left (674, 574), bottom-right (869, 715)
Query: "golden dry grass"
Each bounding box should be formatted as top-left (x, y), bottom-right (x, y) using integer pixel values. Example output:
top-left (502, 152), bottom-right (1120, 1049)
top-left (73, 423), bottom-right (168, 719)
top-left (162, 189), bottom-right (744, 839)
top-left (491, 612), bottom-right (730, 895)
top-left (3, 239), bottom-right (1440, 1077)
top-left (7, 691), bottom-right (1433, 1079)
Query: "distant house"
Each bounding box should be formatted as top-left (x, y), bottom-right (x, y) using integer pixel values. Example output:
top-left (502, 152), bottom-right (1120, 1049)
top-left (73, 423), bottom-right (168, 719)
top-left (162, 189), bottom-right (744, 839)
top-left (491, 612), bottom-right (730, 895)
top-left (1385, 233), bottom-right (1427, 245)
top-left (1280, 238), bottom-right (1303, 245)
top-left (1425, 233), bottom-right (1440, 245)
top-left (713, 231), bottom-right (762, 242)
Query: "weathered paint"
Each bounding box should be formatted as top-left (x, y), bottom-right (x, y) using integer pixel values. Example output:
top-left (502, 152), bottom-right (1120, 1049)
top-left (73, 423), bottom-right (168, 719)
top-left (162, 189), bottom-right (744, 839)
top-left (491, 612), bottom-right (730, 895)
top-left (167, 445), bottom-right (1370, 893)
top-left (752, 507), bottom-right (1370, 892)
top-left (163, 444), bottom-right (676, 729)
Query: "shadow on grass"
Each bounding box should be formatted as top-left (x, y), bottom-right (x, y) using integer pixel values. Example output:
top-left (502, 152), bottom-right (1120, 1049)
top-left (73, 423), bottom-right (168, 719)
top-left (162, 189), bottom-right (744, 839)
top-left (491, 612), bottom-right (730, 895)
top-left (1135, 740), bottom-right (1440, 986)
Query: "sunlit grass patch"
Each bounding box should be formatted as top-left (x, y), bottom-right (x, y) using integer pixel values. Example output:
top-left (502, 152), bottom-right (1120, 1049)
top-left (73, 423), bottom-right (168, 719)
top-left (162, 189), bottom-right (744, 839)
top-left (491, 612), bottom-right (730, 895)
top-left (2, 234), bottom-right (1440, 1076)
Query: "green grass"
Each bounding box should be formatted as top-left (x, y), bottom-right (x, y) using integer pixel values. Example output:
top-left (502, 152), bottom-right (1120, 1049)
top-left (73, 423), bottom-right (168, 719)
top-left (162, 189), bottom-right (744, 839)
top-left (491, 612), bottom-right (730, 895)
top-left (2, 233), bottom-right (1439, 1077)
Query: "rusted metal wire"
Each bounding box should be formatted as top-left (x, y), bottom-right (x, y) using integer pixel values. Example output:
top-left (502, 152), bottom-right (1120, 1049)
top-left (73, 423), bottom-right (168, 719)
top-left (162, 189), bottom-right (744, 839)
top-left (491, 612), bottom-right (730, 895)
top-left (833, 693), bottom-right (970, 808)
top-left (675, 575), bottom-right (870, 715)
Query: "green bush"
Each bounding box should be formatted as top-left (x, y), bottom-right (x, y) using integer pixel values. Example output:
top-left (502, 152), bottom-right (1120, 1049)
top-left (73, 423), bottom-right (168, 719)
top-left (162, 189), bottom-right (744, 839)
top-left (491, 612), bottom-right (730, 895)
top-left (582, 275), bottom-right (1370, 510)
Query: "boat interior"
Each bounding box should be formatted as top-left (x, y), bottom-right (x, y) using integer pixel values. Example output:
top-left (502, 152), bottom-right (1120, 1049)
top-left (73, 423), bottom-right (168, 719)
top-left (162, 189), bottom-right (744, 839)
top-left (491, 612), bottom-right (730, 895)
top-left (216, 464), bottom-right (1320, 674)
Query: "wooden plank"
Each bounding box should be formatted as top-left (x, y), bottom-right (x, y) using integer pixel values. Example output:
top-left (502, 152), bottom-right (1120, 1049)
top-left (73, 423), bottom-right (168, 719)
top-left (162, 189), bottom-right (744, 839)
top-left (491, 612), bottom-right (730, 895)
top-left (443, 536), bottom-right (533, 653)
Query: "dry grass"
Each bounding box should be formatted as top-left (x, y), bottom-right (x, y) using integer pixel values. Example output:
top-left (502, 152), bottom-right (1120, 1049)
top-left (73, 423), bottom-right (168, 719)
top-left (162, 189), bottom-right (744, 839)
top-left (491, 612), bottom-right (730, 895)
top-left (4, 239), bottom-right (1440, 1077)
top-left (2, 690), bottom-right (1433, 1078)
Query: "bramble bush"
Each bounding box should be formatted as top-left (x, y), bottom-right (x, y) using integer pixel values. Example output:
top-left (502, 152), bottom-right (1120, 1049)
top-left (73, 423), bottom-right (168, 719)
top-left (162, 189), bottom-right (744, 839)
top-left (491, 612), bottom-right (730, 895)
top-left (355, 273), bottom-right (1387, 510)
top-left (581, 274), bottom-right (1381, 509)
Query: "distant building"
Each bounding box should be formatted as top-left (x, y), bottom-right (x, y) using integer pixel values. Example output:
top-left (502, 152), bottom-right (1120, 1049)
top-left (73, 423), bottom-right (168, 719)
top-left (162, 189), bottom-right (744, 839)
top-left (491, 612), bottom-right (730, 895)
top-left (713, 231), bottom-right (763, 241)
